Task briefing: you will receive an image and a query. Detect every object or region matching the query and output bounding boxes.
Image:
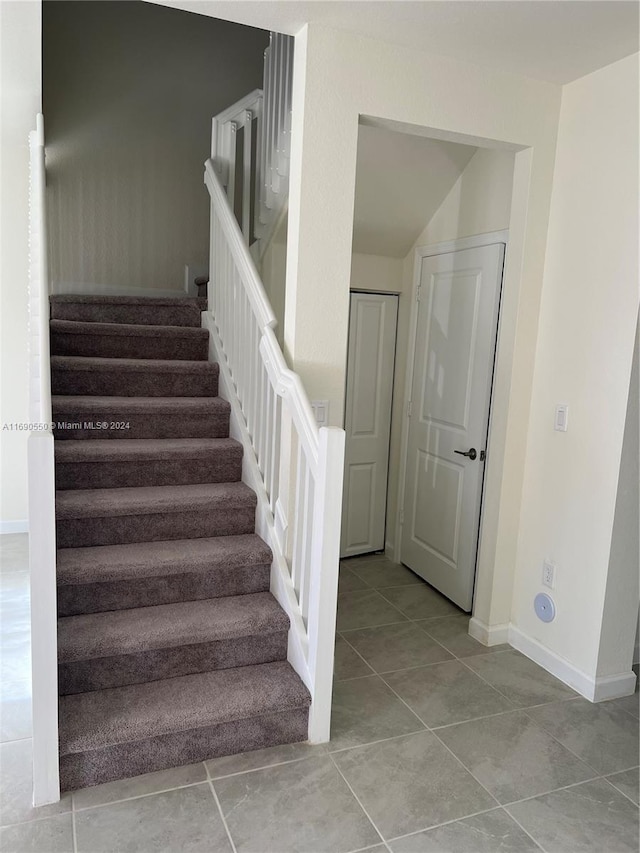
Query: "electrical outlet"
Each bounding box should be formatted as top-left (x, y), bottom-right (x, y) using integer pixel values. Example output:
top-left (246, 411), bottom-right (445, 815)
top-left (542, 559), bottom-right (555, 589)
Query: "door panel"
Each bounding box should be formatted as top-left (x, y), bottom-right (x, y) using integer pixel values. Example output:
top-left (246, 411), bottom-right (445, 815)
top-left (341, 293), bottom-right (398, 557)
top-left (401, 244), bottom-right (504, 610)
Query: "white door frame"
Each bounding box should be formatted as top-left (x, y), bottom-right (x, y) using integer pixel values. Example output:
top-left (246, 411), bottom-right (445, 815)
top-left (394, 230), bottom-right (508, 612)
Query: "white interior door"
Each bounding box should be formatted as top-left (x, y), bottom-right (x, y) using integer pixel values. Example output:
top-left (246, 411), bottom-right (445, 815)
top-left (341, 292), bottom-right (398, 557)
top-left (401, 243), bottom-right (504, 610)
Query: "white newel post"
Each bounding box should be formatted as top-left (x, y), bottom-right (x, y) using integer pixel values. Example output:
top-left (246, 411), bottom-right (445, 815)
top-left (28, 113), bottom-right (60, 805)
top-left (306, 427), bottom-right (346, 742)
top-left (28, 432), bottom-right (60, 805)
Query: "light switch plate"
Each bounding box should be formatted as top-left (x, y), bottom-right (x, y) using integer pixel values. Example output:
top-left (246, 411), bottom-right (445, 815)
top-left (554, 404), bottom-right (569, 432)
top-left (311, 400), bottom-right (329, 427)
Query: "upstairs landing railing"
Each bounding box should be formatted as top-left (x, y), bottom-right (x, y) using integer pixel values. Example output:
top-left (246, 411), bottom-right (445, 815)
top-left (211, 32), bottom-right (293, 254)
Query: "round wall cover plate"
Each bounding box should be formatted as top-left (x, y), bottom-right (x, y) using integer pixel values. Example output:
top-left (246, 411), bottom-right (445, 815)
top-left (534, 592), bottom-right (556, 623)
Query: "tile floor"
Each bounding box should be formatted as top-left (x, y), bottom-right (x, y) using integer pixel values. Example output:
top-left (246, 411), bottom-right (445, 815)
top-left (1, 539), bottom-right (638, 852)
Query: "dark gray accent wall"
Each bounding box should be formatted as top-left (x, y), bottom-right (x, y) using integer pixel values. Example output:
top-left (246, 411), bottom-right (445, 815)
top-left (43, 0), bottom-right (269, 293)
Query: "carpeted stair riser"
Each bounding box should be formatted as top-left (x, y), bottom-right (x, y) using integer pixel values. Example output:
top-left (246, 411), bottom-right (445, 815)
top-left (51, 357), bottom-right (219, 398)
top-left (55, 457), bottom-right (241, 490)
top-left (59, 708), bottom-right (309, 792)
top-left (58, 661), bottom-right (311, 791)
top-left (59, 632), bottom-right (288, 694)
top-left (56, 534), bottom-right (273, 615)
top-left (50, 295), bottom-right (205, 327)
top-left (55, 442), bottom-right (242, 490)
top-left (57, 594), bottom-right (289, 693)
top-left (51, 294), bottom-right (311, 792)
top-left (52, 398), bottom-right (230, 440)
top-left (56, 506), bottom-right (256, 548)
top-left (57, 564), bottom-right (272, 616)
top-left (50, 320), bottom-right (209, 361)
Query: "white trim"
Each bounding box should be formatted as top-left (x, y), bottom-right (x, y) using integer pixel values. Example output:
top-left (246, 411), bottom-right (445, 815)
top-left (28, 432), bottom-right (60, 805)
top-left (414, 230), bottom-right (509, 260)
top-left (592, 671), bottom-right (638, 702)
top-left (508, 624), bottom-right (637, 702)
top-left (0, 520), bottom-right (29, 534)
top-left (468, 616), bottom-right (510, 646)
top-left (395, 231), bottom-right (508, 574)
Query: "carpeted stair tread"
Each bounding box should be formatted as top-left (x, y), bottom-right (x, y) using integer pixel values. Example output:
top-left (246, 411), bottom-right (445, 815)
top-left (55, 482), bottom-right (256, 520)
top-left (51, 295), bottom-right (206, 307)
top-left (56, 534), bottom-right (271, 586)
top-left (51, 356), bottom-right (218, 397)
top-left (52, 395), bottom-right (230, 440)
top-left (51, 355), bottom-right (218, 375)
top-left (59, 661), bottom-right (311, 754)
top-left (54, 437), bottom-right (240, 464)
top-left (50, 319), bottom-right (209, 340)
top-left (58, 592), bottom-right (289, 662)
top-left (50, 319), bottom-right (209, 361)
top-left (50, 295), bottom-right (206, 328)
top-left (52, 395), bottom-right (229, 416)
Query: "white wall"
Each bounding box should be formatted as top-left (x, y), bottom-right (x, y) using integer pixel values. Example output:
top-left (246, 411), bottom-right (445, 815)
top-left (409, 147), bottom-right (515, 249)
top-left (44, 1), bottom-right (268, 294)
top-left (0, 1), bottom-right (42, 530)
top-left (285, 23), bottom-right (561, 641)
top-left (512, 54), bottom-right (639, 689)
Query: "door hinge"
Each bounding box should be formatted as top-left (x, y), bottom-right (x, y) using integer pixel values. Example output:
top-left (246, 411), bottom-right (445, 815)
top-left (416, 283), bottom-right (421, 303)
top-left (407, 401), bottom-right (412, 418)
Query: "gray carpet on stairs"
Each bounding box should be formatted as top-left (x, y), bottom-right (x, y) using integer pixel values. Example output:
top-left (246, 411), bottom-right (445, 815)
top-left (51, 356), bottom-right (219, 397)
top-left (52, 395), bottom-right (230, 440)
top-left (50, 319), bottom-right (209, 361)
top-left (51, 295), bottom-right (310, 792)
top-left (59, 663), bottom-right (310, 791)
top-left (50, 295), bottom-right (206, 327)
top-left (54, 438), bottom-right (244, 489)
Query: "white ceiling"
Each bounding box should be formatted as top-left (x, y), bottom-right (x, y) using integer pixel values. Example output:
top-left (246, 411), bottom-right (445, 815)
top-left (152, 1), bottom-right (639, 84)
top-left (352, 125), bottom-right (476, 256)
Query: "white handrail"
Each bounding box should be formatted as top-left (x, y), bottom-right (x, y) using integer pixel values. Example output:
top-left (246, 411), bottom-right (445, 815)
top-left (204, 164), bottom-right (275, 332)
top-left (205, 157), bottom-right (344, 741)
top-left (28, 114), bottom-right (60, 805)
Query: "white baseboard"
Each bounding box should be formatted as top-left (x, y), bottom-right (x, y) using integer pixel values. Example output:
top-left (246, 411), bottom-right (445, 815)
top-left (468, 616), bottom-right (510, 646)
top-left (508, 624), bottom-right (636, 702)
top-left (592, 671), bottom-right (638, 702)
top-left (0, 520), bottom-right (28, 534)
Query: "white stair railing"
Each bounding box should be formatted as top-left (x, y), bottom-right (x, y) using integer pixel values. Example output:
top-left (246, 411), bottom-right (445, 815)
top-left (211, 32), bottom-right (293, 253)
top-left (28, 114), bottom-right (60, 805)
top-left (204, 159), bottom-right (345, 742)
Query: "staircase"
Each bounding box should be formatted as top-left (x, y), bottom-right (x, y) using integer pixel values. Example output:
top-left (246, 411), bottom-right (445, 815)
top-left (49, 294), bottom-right (310, 792)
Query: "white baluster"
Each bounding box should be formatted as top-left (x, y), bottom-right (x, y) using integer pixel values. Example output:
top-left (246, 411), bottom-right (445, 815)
top-left (242, 110), bottom-right (253, 240)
